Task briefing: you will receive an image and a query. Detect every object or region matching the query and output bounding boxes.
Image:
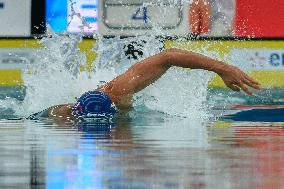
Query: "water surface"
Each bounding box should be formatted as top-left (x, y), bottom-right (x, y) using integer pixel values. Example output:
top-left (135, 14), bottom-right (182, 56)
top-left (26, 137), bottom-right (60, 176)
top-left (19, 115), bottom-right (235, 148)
top-left (1, 88), bottom-right (284, 189)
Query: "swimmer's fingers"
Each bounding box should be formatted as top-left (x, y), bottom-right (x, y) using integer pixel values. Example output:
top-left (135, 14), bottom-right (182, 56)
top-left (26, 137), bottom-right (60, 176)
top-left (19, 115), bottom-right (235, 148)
top-left (238, 82), bottom-right (254, 96)
top-left (243, 74), bottom-right (261, 89)
top-left (226, 83), bottom-right (241, 92)
top-left (220, 65), bottom-right (261, 96)
top-left (223, 80), bottom-right (240, 91)
top-left (225, 80), bottom-right (254, 96)
top-left (243, 77), bottom-right (261, 90)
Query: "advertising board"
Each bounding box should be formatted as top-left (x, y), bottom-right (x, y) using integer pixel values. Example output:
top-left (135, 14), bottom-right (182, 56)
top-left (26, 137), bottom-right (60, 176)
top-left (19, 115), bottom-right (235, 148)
top-left (47, 0), bottom-right (284, 38)
top-left (98, 0), bottom-right (189, 36)
top-left (166, 40), bottom-right (284, 87)
top-left (0, 0), bottom-right (31, 37)
top-left (46, 0), bottom-right (98, 34)
top-left (67, 0), bottom-right (98, 34)
top-left (230, 49), bottom-right (284, 71)
top-left (1, 39), bottom-right (284, 87)
top-left (0, 48), bottom-right (39, 70)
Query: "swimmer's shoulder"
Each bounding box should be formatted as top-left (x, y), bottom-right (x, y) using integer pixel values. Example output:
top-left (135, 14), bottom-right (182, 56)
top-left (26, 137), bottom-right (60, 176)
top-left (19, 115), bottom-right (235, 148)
top-left (96, 86), bottom-right (134, 110)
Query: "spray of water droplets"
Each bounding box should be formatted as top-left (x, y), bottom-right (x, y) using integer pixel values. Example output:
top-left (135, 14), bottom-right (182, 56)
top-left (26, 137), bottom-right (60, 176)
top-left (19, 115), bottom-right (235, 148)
top-left (0, 1), bottom-right (222, 120)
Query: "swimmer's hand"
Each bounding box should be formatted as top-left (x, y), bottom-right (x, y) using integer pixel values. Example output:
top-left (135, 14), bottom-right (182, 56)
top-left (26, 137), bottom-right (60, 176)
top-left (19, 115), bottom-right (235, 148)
top-left (218, 65), bottom-right (261, 96)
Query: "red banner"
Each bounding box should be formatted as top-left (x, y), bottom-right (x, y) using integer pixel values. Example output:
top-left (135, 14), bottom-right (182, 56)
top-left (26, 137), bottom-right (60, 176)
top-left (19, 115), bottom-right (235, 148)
top-left (235, 0), bottom-right (284, 37)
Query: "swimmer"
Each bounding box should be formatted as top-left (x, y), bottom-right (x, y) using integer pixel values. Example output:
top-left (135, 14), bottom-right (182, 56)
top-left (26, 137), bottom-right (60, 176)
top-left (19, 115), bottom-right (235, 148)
top-left (35, 48), bottom-right (261, 121)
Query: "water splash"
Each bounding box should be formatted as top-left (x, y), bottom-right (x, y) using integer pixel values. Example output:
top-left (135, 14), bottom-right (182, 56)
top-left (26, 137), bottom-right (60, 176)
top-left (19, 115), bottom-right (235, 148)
top-left (134, 68), bottom-right (212, 118)
top-left (12, 34), bottom-right (212, 120)
top-left (1, 2), bottom-right (218, 120)
top-left (93, 34), bottom-right (214, 119)
top-left (0, 32), bottom-right (214, 121)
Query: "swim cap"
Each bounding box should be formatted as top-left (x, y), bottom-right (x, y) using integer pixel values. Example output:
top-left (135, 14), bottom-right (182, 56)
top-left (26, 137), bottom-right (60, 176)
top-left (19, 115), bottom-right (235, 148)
top-left (72, 91), bottom-right (117, 121)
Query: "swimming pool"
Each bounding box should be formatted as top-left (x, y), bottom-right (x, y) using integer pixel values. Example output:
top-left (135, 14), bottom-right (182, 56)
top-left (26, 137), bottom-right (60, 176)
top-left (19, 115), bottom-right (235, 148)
top-left (1, 86), bottom-right (284, 189)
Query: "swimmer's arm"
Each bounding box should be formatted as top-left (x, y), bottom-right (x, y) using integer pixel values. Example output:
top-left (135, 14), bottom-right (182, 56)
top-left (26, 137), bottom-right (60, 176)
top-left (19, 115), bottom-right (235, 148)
top-left (163, 48), bottom-right (261, 95)
top-left (101, 48), bottom-right (261, 101)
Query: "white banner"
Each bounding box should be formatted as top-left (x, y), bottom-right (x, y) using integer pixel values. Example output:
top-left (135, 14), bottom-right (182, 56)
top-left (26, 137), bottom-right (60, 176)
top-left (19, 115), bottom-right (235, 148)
top-left (67, 0), bottom-right (98, 34)
top-left (230, 48), bottom-right (284, 71)
top-left (0, 0), bottom-right (31, 36)
top-left (98, 0), bottom-right (190, 36)
top-left (0, 48), bottom-right (38, 69)
top-left (98, 0), bottom-right (236, 36)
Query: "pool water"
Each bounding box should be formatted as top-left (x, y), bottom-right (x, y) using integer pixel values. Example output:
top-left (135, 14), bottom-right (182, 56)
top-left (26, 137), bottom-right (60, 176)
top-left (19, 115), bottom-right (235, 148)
top-left (0, 88), bottom-right (284, 189)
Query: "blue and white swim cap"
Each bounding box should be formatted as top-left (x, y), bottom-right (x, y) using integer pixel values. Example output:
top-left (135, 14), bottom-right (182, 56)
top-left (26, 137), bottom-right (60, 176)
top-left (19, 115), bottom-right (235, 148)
top-left (72, 91), bottom-right (117, 121)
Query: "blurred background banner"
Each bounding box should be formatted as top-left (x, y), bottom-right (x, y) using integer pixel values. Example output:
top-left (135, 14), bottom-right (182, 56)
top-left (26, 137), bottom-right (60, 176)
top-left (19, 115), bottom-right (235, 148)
top-left (44, 0), bottom-right (284, 38)
top-left (46, 0), bottom-right (67, 33)
top-left (46, 0), bottom-right (98, 34)
top-left (235, 0), bottom-right (284, 37)
top-left (98, 0), bottom-right (189, 36)
top-left (67, 0), bottom-right (98, 33)
top-left (0, 0), bottom-right (32, 37)
top-left (1, 0), bottom-right (284, 87)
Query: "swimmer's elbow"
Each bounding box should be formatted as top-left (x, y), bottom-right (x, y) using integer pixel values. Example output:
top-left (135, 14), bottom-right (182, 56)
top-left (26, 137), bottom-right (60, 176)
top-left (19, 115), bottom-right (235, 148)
top-left (162, 48), bottom-right (180, 67)
top-left (164, 48), bottom-right (180, 53)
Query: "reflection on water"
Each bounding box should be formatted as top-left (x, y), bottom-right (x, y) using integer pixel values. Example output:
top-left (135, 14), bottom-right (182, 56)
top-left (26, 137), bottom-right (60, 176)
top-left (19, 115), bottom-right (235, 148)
top-left (0, 107), bottom-right (284, 189)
